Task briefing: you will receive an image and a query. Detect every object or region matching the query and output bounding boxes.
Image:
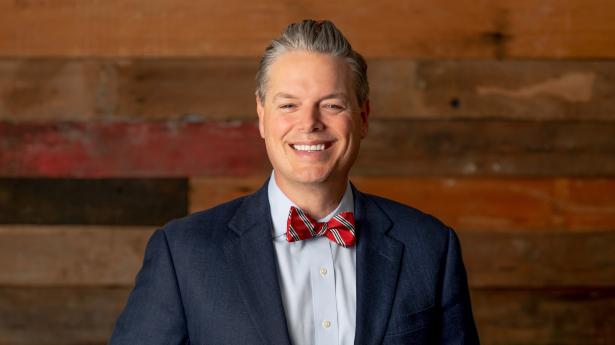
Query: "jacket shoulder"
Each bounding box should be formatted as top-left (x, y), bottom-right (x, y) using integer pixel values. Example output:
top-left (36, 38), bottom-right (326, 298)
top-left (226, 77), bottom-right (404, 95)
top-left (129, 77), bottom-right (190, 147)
top-left (160, 194), bottom-right (247, 244)
top-left (363, 193), bottom-right (453, 246)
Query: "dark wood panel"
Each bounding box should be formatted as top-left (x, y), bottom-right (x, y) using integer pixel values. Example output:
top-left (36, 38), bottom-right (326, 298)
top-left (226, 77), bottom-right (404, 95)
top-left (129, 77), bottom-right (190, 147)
top-left (190, 177), bottom-right (615, 231)
top-left (2, 120), bottom-right (614, 177)
top-left (1, 287), bottom-right (613, 345)
top-left (2, 225), bottom-right (613, 287)
top-left (3, 59), bottom-right (615, 121)
top-left (0, 178), bottom-right (188, 225)
top-left (473, 288), bottom-right (615, 345)
top-left (1, 1), bottom-right (614, 58)
top-left (0, 226), bottom-right (152, 286)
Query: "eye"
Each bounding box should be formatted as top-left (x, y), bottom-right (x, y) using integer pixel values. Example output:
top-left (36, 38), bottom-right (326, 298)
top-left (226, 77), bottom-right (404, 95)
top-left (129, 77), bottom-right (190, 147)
top-left (278, 103), bottom-right (297, 110)
top-left (322, 103), bottom-right (345, 112)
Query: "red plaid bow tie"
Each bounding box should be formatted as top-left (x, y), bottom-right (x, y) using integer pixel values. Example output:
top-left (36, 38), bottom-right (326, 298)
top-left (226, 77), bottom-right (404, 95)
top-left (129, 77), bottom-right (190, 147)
top-left (286, 206), bottom-right (356, 248)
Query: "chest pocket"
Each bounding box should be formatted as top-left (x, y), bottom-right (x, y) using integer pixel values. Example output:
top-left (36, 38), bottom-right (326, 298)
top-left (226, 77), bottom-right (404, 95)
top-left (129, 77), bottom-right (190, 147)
top-left (384, 304), bottom-right (437, 337)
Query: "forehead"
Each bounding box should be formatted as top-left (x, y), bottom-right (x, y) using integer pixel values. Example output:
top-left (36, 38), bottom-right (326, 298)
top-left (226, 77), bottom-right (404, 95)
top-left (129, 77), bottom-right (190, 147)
top-left (266, 51), bottom-right (353, 97)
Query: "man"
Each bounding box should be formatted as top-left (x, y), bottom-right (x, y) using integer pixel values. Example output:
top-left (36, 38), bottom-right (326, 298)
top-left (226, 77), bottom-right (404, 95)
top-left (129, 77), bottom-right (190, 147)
top-left (110, 20), bottom-right (479, 345)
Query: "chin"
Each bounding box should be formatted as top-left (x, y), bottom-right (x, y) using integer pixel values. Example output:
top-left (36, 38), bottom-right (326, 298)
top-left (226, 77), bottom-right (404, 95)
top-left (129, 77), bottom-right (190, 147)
top-left (295, 173), bottom-right (330, 185)
top-left (286, 167), bottom-right (333, 185)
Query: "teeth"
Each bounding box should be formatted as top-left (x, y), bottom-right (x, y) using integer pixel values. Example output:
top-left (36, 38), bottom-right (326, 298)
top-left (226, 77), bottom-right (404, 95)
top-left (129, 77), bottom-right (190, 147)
top-left (292, 144), bottom-right (325, 151)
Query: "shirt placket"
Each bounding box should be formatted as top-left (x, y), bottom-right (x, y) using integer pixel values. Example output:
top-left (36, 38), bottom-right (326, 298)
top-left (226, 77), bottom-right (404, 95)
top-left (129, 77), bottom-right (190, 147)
top-left (308, 237), bottom-right (339, 345)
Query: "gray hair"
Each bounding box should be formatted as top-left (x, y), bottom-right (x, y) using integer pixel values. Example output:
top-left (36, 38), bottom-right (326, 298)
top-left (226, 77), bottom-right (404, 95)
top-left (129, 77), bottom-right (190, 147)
top-left (255, 19), bottom-right (369, 105)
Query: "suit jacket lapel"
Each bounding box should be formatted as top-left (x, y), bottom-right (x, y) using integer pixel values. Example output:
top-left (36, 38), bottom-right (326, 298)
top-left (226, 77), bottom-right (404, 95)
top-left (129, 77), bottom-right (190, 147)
top-left (353, 188), bottom-right (404, 345)
top-left (223, 182), bottom-right (291, 345)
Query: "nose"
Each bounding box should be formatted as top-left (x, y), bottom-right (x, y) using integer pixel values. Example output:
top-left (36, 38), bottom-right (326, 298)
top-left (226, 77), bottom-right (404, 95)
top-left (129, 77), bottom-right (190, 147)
top-left (298, 105), bottom-right (324, 132)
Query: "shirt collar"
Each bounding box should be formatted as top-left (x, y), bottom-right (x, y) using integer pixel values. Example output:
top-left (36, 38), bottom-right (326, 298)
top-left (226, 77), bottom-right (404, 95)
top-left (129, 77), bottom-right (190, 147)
top-left (267, 171), bottom-right (354, 238)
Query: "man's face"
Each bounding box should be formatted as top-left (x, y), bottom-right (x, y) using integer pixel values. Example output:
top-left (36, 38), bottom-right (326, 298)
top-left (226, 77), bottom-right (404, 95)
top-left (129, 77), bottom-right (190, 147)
top-left (256, 51), bottom-right (369, 190)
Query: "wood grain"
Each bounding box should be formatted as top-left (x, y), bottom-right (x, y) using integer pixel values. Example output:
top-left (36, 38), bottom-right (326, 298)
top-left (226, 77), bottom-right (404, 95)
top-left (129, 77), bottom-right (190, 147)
top-left (0, 287), bottom-right (129, 345)
top-left (0, 178), bottom-right (187, 225)
top-left (2, 120), bottom-right (614, 177)
top-left (2, 225), bottom-right (613, 287)
top-left (0, 120), bottom-right (269, 177)
top-left (114, 59), bottom-right (257, 120)
top-left (460, 230), bottom-right (615, 288)
top-left (0, 60), bottom-right (106, 121)
top-left (404, 60), bottom-right (615, 120)
top-left (358, 120), bottom-right (615, 176)
top-left (3, 59), bottom-right (615, 121)
top-left (1, 1), bottom-right (614, 58)
top-left (1, 287), bottom-right (613, 345)
top-left (472, 288), bottom-right (615, 345)
top-left (0, 226), bottom-right (153, 287)
top-left (190, 177), bottom-right (615, 232)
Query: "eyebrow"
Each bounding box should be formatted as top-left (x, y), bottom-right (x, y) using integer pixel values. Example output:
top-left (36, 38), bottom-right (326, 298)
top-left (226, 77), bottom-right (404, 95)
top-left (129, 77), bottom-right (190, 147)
top-left (319, 93), bottom-right (349, 102)
top-left (272, 92), bottom-right (299, 101)
top-left (272, 92), bottom-right (349, 102)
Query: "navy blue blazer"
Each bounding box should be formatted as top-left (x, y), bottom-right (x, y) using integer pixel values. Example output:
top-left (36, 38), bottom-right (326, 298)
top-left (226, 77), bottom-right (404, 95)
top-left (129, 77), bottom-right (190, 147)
top-left (109, 181), bottom-right (479, 344)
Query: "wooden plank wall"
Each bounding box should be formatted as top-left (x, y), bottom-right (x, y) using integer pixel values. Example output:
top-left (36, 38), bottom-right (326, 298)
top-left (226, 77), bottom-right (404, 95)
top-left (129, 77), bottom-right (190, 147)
top-left (1, 1), bottom-right (614, 344)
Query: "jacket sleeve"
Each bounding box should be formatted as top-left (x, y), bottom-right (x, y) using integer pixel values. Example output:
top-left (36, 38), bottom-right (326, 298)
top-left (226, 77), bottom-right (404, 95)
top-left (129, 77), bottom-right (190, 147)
top-left (108, 229), bottom-right (189, 345)
top-left (438, 228), bottom-right (480, 344)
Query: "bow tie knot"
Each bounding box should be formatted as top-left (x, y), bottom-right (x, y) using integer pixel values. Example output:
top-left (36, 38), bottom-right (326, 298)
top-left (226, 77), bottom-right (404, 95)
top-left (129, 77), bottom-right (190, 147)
top-left (286, 206), bottom-right (356, 247)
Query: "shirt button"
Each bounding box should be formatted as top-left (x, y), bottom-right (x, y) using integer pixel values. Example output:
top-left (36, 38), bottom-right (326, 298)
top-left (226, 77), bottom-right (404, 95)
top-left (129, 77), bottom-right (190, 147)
top-left (322, 320), bottom-right (331, 329)
top-left (320, 267), bottom-right (328, 276)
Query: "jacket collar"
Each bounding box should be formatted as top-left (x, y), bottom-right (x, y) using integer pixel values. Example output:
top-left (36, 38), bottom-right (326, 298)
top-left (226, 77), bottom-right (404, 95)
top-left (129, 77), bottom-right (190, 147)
top-left (353, 186), bottom-right (404, 345)
top-left (225, 179), bottom-right (292, 345)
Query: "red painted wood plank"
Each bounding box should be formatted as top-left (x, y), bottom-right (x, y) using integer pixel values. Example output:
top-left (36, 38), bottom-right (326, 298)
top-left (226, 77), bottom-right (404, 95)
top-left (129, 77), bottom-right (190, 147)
top-left (0, 121), bottom-right (268, 177)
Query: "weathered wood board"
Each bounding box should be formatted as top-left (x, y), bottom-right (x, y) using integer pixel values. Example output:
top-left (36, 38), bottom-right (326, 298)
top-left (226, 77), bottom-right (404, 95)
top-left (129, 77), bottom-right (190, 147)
top-left (1, 1), bottom-right (615, 58)
top-left (2, 120), bottom-right (614, 177)
top-left (2, 59), bottom-right (615, 121)
top-left (190, 177), bottom-right (615, 232)
top-left (0, 178), bottom-right (187, 225)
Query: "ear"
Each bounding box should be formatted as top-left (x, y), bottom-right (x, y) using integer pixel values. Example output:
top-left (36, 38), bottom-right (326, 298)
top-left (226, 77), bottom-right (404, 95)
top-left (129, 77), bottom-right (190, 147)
top-left (256, 95), bottom-right (266, 139)
top-left (359, 99), bottom-right (370, 139)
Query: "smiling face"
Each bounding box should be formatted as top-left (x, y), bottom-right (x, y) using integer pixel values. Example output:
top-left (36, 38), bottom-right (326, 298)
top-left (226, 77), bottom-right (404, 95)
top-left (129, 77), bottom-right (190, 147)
top-left (256, 51), bottom-right (369, 193)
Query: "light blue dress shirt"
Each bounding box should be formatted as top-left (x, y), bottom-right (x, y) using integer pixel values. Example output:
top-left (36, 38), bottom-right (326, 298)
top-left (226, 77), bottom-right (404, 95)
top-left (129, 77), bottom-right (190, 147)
top-left (268, 172), bottom-right (357, 345)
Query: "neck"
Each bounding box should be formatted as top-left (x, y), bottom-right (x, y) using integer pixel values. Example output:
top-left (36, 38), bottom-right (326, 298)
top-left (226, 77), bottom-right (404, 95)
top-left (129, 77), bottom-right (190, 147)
top-left (274, 174), bottom-right (347, 220)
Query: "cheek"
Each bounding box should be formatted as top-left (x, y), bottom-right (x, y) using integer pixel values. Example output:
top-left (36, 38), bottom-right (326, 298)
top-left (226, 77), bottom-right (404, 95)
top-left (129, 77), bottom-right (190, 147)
top-left (330, 117), bottom-right (356, 140)
top-left (265, 115), bottom-right (292, 144)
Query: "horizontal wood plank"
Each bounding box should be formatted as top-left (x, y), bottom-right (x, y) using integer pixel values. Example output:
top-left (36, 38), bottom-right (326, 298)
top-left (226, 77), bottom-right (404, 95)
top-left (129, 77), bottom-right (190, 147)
top-left (190, 177), bottom-right (615, 232)
top-left (3, 59), bottom-right (615, 121)
top-left (114, 59), bottom-right (257, 120)
top-left (0, 226), bottom-right (152, 286)
top-left (2, 120), bottom-right (614, 177)
top-left (1, 287), bottom-right (613, 344)
top-left (2, 225), bottom-right (613, 287)
top-left (0, 178), bottom-right (187, 225)
top-left (0, 287), bottom-right (129, 345)
top-left (1, 1), bottom-right (615, 58)
top-left (0, 60), bottom-right (105, 121)
top-left (460, 231), bottom-right (615, 288)
top-left (0, 121), bottom-right (269, 177)
top-left (360, 120), bottom-right (615, 176)
top-left (472, 288), bottom-right (615, 345)
top-left (405, 60), bottom-right (615, 121)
